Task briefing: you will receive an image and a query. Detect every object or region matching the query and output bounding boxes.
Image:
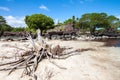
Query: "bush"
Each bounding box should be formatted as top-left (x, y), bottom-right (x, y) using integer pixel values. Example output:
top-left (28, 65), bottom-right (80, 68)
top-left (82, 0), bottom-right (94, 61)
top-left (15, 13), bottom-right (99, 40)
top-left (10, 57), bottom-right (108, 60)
top-left (11, 27), bottom-right (26, 32)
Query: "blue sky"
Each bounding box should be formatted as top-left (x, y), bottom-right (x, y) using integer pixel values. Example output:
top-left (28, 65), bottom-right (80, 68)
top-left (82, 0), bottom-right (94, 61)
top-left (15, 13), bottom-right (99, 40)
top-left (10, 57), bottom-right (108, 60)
top-left (0, 0), bottom-right (120, 27)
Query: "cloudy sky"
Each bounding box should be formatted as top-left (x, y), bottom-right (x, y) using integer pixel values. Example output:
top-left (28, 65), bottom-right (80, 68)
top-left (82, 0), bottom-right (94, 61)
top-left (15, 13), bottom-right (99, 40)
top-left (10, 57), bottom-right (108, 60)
top-left (0, 0), bottom-right (120, 27)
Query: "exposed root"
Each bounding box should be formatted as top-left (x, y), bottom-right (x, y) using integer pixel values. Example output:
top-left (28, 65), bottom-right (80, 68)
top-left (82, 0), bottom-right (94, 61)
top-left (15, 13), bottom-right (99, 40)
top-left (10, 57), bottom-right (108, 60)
top-left (0, 46), bottom-right (80, 75)
top-left (0, 29), bottom-right (83, 79)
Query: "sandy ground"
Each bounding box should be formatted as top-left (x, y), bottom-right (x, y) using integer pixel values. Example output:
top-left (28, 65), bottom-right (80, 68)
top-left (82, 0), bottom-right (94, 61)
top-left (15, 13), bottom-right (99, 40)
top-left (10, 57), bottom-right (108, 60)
top-left (0, 40), bottom-right (120, 80)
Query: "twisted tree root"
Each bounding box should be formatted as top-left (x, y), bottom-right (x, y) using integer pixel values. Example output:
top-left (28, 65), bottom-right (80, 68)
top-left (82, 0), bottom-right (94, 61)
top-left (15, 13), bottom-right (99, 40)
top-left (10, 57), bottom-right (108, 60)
top-left (0, 46), bottom-right (81, 77)
top-left (0, 29), bottom-right (83, 80)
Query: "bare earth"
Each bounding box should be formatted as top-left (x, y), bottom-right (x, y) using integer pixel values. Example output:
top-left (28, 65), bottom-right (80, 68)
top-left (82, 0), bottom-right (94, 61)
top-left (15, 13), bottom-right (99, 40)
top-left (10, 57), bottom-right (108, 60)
top-left (0, 40), bottom-right (120, 80)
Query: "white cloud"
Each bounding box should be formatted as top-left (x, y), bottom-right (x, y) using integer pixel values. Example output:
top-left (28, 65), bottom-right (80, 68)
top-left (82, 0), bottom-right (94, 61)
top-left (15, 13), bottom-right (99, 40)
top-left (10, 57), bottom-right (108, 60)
top-left (0, 6), bottom-right (10, 11)
top-left (39, 4), bottom-right (49, 11)
top-left (4, 16), bottom-right (26, 27)
top-left (54, 19), bottom-right (59, 25)
top-left (116, 15), bottom-right (120, 19)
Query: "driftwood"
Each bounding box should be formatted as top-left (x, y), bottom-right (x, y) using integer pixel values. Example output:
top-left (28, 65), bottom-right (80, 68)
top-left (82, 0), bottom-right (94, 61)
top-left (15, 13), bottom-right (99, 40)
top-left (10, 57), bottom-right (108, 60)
top-left (0, 29), bottom-right (81, 80)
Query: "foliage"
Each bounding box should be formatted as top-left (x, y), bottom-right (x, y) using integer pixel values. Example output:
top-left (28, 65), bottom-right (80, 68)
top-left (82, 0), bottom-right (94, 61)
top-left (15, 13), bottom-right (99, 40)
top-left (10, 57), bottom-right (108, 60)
top-left (79, 13), bottom-right (120, 32)
top-left (25, 14), bottom-right (54, 33)
top-left (0, 16), bottom-right (13, 31)
top-left (114, 21), bottom-right (120, 29)
top-left (63, 16), bottom-right (80, 29)
top-left (56, 20), bottom-right (63, 26)
top-left (63, 16), bottom-right (76, 25)
top-left (107, 15), bottom-right (119, 28)
top-left (0, 16), bottom-right (6, 24)
top-left (62, 13), bottom-right (120, 33)
top-left (11, 27), bottom-right (26, 32)
top-left (1, 13), bottom-right (120, 33)
top-left (64, 18), bottom-right (73, 25)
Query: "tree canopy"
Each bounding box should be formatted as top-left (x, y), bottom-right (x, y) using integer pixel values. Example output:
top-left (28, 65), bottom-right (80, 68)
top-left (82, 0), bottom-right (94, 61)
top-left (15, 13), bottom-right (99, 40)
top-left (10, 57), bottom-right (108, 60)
top-left (1, 12), bottom-right (120, 33)
top-left (25, 14), bottom-right (54, 33)
top-left (64, 18), bottom-right (73, 25)
top-left (0, 16), bottom-right (6, 24)
top-left (78, 13), bottom-right (120, 31)
top-left (0, 16), bottom-right (12, 31)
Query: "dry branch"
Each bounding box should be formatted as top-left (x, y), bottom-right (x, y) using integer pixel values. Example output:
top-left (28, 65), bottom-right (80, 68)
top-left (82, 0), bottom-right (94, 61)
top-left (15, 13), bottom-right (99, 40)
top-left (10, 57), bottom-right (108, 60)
top-left (0, 29), bottom-right (81, 80)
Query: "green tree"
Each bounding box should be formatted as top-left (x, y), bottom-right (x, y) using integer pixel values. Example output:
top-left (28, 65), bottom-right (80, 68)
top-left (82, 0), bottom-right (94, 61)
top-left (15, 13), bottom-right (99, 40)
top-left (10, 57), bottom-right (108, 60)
top-left (25, 14), bottom-right (54, 34)
top-left (79, 13), bottom-right (91, 32)
top-left (74, 17), bottom-right (80, 29)
top-left (107, 15), bottom-right (119, 28)
top-left (0, 16), bottom-right (6, 30)
top-left (113, 20), bottom-right (120, 31)
top-left (0, 16), bottom-right (6, 24)
top-left (56, 20), bottom-right (63, 26)
top-left (0, 16), bottom-right (12, 31)
top-left (64, 18), bottom-right (73, 25)
top-left (11, 27), bottom-right (26, 32)
top-left (64, 16), bottom-right (75, 25)
top-left (72, 16), bottom-right (75, 28)
top-left (63, 16), bottom-right (79, 28)
top-left (79, 13), bottom-right (112, 30)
